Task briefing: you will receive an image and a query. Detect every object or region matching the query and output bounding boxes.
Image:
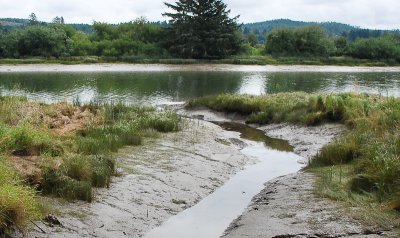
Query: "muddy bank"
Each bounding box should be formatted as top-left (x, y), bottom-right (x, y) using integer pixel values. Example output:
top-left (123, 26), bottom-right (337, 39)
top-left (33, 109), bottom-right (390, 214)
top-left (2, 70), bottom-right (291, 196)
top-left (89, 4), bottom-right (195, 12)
top-left (223, 123), bottom-right (399, 238)
top-left (223, 172), bottom-right (397, 238)
top-left (2, 64), bottom-right (400, 73)
top-left (259, 123), bottom-right (345, 164)
top-left (27, 120), bottom-right (251, 238)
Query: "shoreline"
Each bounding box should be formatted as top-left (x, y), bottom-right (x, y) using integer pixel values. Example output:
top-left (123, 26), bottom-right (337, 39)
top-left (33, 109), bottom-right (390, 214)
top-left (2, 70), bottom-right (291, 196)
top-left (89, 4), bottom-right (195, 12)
top-left (223, 123), bottom-right (399, 237)
top-left (2, 63), bottom-right (400, 73)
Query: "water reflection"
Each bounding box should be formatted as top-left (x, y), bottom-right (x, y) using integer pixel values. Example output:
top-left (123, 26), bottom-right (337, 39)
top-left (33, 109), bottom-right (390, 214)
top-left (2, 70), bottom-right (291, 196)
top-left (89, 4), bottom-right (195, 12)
top-left (0, 71), bottom-right (399, 105)
top-left (265, 72), bottom-right (400, 96)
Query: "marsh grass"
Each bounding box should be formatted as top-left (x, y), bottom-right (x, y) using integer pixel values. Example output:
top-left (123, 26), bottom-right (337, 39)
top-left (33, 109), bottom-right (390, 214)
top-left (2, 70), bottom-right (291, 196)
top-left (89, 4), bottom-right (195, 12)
top-left (311, 166), bottom-right (400, 229)
top-left (187, 92), bottom-right (400, 217)
top-left (0, 158), bottom-right (40, 234)
top-left (41, 154), bottom-right (116, 201)
top-left (0, 97), bottom-right (182, 231)
top-left (0, 123), bottom-right (64, 157)
top-left (77, 102), bottom-right (180, 155)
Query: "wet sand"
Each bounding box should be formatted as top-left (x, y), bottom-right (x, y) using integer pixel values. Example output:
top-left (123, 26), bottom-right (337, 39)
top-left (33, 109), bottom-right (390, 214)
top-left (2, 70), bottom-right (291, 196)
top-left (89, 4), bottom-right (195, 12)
top-left (223, 124), bottom-right (399, 238)
top-left (26, 119), bottom-right (251, 238)
top-left (2, 64), bottom-right (400, 73)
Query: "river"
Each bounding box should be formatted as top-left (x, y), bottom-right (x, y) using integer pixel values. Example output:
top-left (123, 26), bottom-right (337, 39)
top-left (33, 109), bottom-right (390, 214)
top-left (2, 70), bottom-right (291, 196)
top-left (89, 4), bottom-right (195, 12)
top-left (1, 64), bottom-right (400, 105)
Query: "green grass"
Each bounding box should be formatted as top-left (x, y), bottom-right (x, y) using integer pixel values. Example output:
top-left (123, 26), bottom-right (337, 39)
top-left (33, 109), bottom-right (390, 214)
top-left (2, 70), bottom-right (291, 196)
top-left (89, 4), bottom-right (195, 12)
top-left (310, 166), bottom-right (400, 229)
top-left (40, 155), bottom-right (116, 202)
top-left (0, 123), bottom-right (64, 156)
top-left (0, 97), bottom-right (182, 232)
top-left (0, 158), bottom-right (40, 234)
top-left (76, 103), bottom-right (181, 155)
top-left (187, 92), bottom-right (400, 219)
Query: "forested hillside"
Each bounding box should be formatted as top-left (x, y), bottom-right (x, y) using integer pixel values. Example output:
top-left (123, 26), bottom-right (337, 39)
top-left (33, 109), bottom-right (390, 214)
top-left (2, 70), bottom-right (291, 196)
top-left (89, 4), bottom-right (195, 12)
top-left (242, 19), bottom-right (398, 43)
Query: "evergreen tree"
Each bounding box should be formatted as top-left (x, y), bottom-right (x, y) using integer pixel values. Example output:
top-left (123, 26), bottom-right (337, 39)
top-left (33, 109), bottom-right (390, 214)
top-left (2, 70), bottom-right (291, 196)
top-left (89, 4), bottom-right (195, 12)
top-left (29, 13), bottom-right (39, 25)
top-left (163, 0), bottom-right (242, 59)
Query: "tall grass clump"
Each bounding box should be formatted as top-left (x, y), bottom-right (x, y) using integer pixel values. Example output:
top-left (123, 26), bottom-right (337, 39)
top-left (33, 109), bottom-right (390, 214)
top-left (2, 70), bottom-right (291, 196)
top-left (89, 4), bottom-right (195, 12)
top-left (0, 158), bottom-right (40, 234)
top-left (0, 123), bottom-right (63, 156)
top-left (77, 102), bottom-right (181, 155)
top-left (41, 155), bottom-right (116, 202)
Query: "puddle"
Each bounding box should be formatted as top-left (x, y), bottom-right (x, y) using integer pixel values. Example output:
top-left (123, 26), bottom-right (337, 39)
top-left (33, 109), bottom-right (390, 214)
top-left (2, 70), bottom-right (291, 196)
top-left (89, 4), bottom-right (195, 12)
top-left (144, 123), bottom-right (303, 238)
top-left (212, 121), bottom-right (293, 152)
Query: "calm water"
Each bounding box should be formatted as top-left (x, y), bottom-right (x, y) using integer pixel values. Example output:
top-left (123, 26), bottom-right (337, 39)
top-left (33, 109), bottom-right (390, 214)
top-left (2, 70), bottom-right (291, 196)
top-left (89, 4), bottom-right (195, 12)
top-left (0, 71), bottom-right (400, 105)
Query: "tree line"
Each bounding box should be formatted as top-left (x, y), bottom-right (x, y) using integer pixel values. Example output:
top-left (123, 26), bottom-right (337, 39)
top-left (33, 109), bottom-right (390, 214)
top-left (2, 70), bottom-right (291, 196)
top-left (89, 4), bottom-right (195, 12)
top-left (0, 16), bottom-right (167, 58)
top-left (0, 0), bottom-right (400, 62)
top-left (264, 26), bottom-right (400, 61)
top-left (241, 19), bottom-right (397, 43)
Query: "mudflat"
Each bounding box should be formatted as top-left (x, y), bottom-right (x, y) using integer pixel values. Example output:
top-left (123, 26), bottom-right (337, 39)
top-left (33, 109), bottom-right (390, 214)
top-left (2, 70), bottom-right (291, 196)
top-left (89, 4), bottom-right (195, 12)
top-left (223, 123), bottom-right (399, 238)
top-left (27, 119), bottom-right (251, 238)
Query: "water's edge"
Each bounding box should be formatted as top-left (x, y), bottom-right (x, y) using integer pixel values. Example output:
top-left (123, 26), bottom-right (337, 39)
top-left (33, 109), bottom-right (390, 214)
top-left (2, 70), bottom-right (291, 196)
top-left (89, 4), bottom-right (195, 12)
top-left (144, 122), bottom-right (303, 238)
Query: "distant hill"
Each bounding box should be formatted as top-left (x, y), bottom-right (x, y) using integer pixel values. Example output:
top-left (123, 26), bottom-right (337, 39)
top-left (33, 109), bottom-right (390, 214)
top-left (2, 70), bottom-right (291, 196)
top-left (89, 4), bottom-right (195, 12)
top-left (0, 18), bottom-right (30, 31)
top-left (242, 19), bottom-right (397, 43)
top-left (0, 18), bottom-right (169, 34)
top-left (0, 18), bottom-right (94, 34)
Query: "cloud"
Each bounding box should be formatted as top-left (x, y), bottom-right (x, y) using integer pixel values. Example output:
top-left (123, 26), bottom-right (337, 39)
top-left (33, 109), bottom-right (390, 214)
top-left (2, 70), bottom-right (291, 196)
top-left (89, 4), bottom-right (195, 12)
top-left (1, 0), bottom-right (399, 29)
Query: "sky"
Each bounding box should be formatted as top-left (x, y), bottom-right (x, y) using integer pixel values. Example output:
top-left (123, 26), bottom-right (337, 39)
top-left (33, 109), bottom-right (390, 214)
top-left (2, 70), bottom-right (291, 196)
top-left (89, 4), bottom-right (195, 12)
top-left (0, 0), bottom-right (399, 30)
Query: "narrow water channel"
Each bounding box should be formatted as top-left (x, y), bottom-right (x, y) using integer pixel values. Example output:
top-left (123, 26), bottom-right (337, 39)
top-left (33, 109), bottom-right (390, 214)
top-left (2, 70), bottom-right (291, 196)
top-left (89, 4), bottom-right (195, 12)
top-left (144, 123), bottom-right (303, 238)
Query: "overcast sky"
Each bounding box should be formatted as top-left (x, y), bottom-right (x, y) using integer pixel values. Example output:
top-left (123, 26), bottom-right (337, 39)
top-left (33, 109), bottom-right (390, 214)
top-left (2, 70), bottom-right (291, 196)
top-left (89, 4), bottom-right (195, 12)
top-left (1, 0), bottom-right (399, 29)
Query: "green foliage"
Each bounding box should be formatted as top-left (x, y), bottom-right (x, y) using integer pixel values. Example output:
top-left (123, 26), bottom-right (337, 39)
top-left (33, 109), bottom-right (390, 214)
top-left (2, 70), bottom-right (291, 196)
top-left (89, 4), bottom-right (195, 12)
top-left (334, 36), bottom-right (350, 56)
top-left (90, 19), bottom-right (167, 58)
top-left (0, 25), bottom-right (72, 58)
top-left (242, 19), bottom-right (392, 44)
top-left (247, 33), bottom-right (259, 47)
top-left (18, 25), bottom-right (71, 57)
top-left (0, 17), bottom-right (167, 59)
top-left (265, 26), bottom-right (335, 57)
top-left (163, 0), bottom-right (242, 59)
top-left (349, 35), bottom-right (400, 61)
top-left (0, 30), bottom-right (23, 58)
top-left (1, 15), bottom-right (400, 63)
top-left (71, 31), bottom-right (94, 56)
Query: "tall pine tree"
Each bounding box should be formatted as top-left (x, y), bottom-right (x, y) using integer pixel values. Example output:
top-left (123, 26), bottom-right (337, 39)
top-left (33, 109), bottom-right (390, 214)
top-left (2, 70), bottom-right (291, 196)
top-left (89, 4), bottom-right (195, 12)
top-left (163, 0), bottom-right (242, 59)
